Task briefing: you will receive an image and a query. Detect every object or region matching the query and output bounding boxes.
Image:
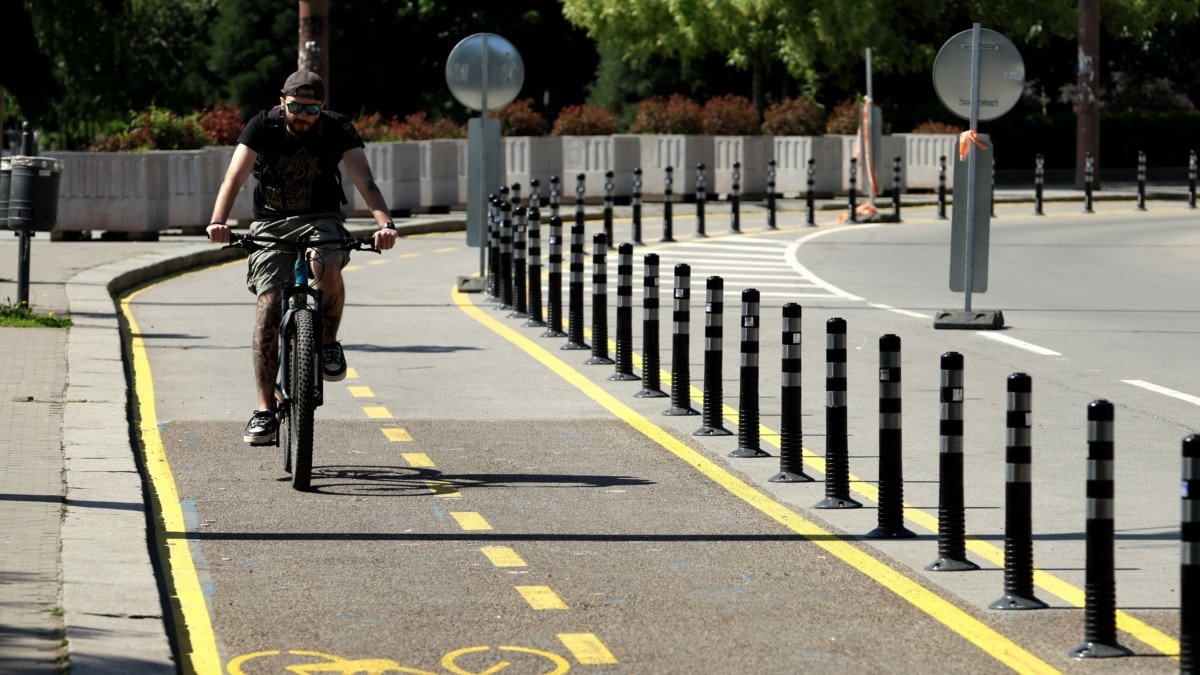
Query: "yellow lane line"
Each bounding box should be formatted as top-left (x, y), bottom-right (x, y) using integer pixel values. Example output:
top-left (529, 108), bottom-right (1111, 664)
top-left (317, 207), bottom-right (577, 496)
top-left (435, 247), bottom-right (458, 254)
top-left (515, 586), bottom-right (569, 610)
top-left (454, 287), bottom-right (1057, 674)
top-left (382, 428), bottom-right (413, 442)
top-left (451, 511), bottom-right (492, 530)
top-left (426, 480), bottom-right (461, 498)
top-left (368, 258), bottom-right (389, 265)
top-left (120, 289), bottom-right (221, 675)
top-left (481, 547), bottom-right (526, 567)
top-left (363, 406), bottom-right (392, 419)
top-left (347, 385), bottom-right (374, 397)
top-left (401, 452), bottom-right (434, 467)
top-left (346, 367), bottom-right (360, 379)
top-left (557, 633), bottom-right (618, 665)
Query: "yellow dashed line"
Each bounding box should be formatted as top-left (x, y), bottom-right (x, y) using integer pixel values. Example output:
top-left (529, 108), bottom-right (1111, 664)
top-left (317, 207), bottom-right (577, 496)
top-left (400, 452), bottom-right (434, 467)
top-left (400, 252), bottom-right (421, 259)
top-left (558, 633), bottom-right (618, 665)
top-left (347, 385), bottom-right (374, 398)
top-left (434, 247), bottom-right (457, 253)
top-left (481, 547), bottom-right (526, 567)
top-left (363, 406), bottom-right (392, 419)
top-left (451, 511), bottom-right (491, 530)
top-left (425, 480), bottom-right (460, 498)
top-left (345, 367), bottom-right (359, 379)
top-left (368, 258), bottom-right (389, 265)
top-left (382, 428), bottom-right (412, 442)
top-left (515, 586), bottom-right (568, 610)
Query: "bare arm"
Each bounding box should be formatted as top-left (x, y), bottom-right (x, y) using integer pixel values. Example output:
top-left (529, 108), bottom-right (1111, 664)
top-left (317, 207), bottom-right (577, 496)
top-left (206, 143), bottom-right (258, 243)
top-left (342, 146), bottom-right (397, 250)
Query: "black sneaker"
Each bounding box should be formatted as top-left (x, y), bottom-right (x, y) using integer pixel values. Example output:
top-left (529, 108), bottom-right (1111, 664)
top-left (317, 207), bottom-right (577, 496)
top-left (243, 409), bottom-right (277, 445)
top-left (323, 341), bottom-right (347, 382)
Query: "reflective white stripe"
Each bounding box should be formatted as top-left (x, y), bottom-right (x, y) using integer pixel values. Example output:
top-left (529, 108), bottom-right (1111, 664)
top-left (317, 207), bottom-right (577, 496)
top-left (1088, 420), bottom-right (1114, 443)
top-left (1007, 464), bottom-right (1032, 483)
top-left (1088, 498), bottom-right (1114, 520)
top-left (880, 413), bottom-right (902, 429)
top-left (1087, 460), bottom-right (1114, 481)
top-left (1183, 542), bottom-right (1200, 565)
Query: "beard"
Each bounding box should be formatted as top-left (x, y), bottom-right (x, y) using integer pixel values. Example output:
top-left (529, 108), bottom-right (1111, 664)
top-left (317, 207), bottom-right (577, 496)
top-left (286, 115), bottom-right (316, 137)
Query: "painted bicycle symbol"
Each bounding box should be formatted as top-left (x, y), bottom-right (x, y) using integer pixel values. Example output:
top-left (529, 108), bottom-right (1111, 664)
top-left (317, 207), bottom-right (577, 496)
top-left (227, 646), bottom-right (573, 675)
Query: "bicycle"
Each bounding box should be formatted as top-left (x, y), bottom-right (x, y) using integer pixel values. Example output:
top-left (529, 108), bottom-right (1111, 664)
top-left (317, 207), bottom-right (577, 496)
top-left (226, 232), bottom-right (379, 490)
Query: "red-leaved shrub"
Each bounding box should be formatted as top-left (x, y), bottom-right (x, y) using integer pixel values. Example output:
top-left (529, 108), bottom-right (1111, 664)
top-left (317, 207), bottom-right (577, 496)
top-left (701, 94), bottom-right (760, 135)
top-left (629, 94), bottom-right (703, 134)
top-left (551, 104), bottom-right (617, 136)
top-left (762, 96), bottom-right (825, 136)
top-left (489, 98), bottom-right (546, 136)
top-left (825, 99), bottom-right (864, 135)
top-left (196, 102), bottom-right (244, 145)
top-left (912, 119), bottom-right (964, 134)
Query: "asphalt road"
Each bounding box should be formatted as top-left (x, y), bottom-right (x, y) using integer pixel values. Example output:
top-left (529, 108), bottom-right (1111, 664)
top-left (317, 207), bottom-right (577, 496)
top-left (123, 202), bottom-right (1193, 673)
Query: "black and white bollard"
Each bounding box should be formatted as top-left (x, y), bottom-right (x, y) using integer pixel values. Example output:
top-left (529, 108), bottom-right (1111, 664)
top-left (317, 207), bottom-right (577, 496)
top-left (635, 253), bottom-right (668, 398)
top-left (603, 170), bottom-right (615, 249)
top-left (937, 156), bottom-right (948, 220)
top-left (1034, 153), bottom-right (1045, 216)
top-left (575, 173), bottom-right (586, 229)
top-left (487, 194), bottom-right (500, 301)
top-left (1182, 435), bottom-right (1200, 671)
top-left (730, 161), bottom-right (741, 233)
top-left (632, 168), bottom-right (644, 244)
top-left (585, 233), bottom-right (615, 365)
top-left (509, 205), bottom-right (528, 319)
top-left (1189, 150), bottom-right (1197, 210)
top-left (891, 155), bottom-right (902, 221)
top-left (663, 166), bottom-right (675, 242)
top-left (814, 318), bottom-right (860, 508)
top-left (663, 264), bottom-right (698, 416)
top-left (510, 182), bottom-right (522, 210)
top-left (549, 175), bottom-right (561, 222)
top-left (1136, 150), bottom-right (1147, 211)
top-left (563, 222), bottom-right (590, 351)
top-left (609, 243), bottom-right (639, 381)
top-left (989, 373), bottom-right (1047, 610)
top-left (529, 178), bottom-right (541, 210)
top-left (695, 276), bottom-right (730, 436)
top-left (767, 159), bottom-right (777, 230)
top-left (927, 352), bottom-right (978, 571)
top-left (1084, 152), bottom-right (1095, 214)
top-left (695, 162), bottom-right (707, 238)
top-left (541, 216), bottom-right (567, 338)
top-left (1069, 401), bottom-right (1132, 658)
top-left (866, 334), bottom-right (914, 537)
top-left (498, 198), bottom-right (514, 310)
top-left (805, 158), bottom-right (816, 226)
top-left (523, 206), bottom-right (546, 328)
top-left (771, 303), bottom-right (812, 482)
top-left (848, 157), bottom-right (859, 224)
top-left (730, 289), bottom-right (768, 457)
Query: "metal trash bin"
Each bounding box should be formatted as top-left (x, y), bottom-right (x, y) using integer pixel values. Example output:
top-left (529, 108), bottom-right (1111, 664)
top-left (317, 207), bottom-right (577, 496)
top-left (8, 155), bottom-right (63, 232)
top-left (0, 157), bottom-right (10, 229)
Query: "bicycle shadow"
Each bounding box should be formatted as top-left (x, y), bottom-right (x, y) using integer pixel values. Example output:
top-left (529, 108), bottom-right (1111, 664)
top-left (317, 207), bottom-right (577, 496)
top-left (299, 465), bottom-right (655, 497)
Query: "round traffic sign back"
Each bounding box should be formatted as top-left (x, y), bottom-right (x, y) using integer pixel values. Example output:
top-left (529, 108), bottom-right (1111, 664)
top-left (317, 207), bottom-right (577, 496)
top-left (445, 33), bottom-right (525, 112)
top-left (932, 28), bottom-right (1024, 122)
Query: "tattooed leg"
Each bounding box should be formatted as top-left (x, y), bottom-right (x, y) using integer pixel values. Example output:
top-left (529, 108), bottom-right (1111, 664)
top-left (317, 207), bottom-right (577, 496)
top-left (313, 249), bottom-right (345, 342)
top-left (253, 290), bottom-right (282, 411)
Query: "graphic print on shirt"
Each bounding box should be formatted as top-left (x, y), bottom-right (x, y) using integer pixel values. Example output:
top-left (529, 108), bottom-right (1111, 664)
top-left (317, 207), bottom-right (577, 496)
top-left (264, 147), bottom-right (321, 211)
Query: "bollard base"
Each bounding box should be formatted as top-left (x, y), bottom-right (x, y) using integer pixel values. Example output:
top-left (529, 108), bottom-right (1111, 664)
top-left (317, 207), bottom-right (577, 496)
top-left (933, 309), bottom-right (1005, 330)
top-left (584, 356), bottom-right (615, 365)
top-left (634, 388), bottom-right (668, 399)
top-left (540, 329), bottom-right (568, 338)
top-left (694, 425), bottom-right (733, 437)
top-left (507, 310), bottom-right (529, 320)
top-left (1068, 641), bottom-right (1133, 659)
top-left (561, 341), bottom-right (590, 351)
top-left (769, 470), bottom-right (814, 483)
top-left (814, 496), bottom-right (862, 509)
top-left (522, 319), bottom-right (548, 328)
top-left (925, 556), bottom-right (980, 572)
top-left (988, 593), bottom-right (1048, 611)
top-left (663, 406), bottom-right (699, 416)
top-left (865, 525), bottom-right (917, 539)
top-left (729, 447), bottom-right (771, 458)
top-left (607, 372), bottom-right (641, 382)
top-left (457, 276), bottom-right (486, 293)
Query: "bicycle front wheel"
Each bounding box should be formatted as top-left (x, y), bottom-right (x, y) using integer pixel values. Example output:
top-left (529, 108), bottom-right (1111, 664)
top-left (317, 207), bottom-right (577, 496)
top-left (288, 308), bottom-right (318, 490)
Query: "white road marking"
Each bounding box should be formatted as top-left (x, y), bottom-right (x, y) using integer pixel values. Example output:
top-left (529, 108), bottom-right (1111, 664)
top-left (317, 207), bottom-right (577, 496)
top-left (1122, 379), bottom-right (1200, 407)
top-left (869, 303), bottom-right (933, 319)
top-left (975, 332), bottom-right (1062, 356)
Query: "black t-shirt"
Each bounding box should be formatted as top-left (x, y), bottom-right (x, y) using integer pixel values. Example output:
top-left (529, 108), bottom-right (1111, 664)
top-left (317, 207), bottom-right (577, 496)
top-left (238, 107), bottom-right (365, 219)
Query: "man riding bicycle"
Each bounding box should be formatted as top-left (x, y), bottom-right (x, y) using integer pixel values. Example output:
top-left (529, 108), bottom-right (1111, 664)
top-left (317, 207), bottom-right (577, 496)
top-left (207, 70), bottom-right (398, 445)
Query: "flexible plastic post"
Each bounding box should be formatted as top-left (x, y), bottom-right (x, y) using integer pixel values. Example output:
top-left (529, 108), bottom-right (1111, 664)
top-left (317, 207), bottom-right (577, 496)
top-left (771, 303), bottom-right (812, 482)
top-left (767, 159), bottom-right (777, 230)
top-left (541, 216), bottom-right (567, 338)
top-left (1136, 151), bottom-right (1147, 211)
top-left (575, 173), bottom-right (586, 229)
top-left (523, 207), bottom-right (546, 328)
top-left (508, 205), bottom-right (528, 319)
top-left (663, 166), bottom-right (675, 242)
top-left (805, 158), bottom-right (816, 226)
top-left (927, 352), bottom-right (978, 571)
top-left (1189, 150), bottom-right (1197, 210)
top-left (730, 289), bottom-right (768, 457)
top-left (1181, 435), bottom-right (1200, 671)
top-left (815, 318), bottom-right (860, 508)
top-left (498, 198), bottom-right (514, 310)
top-left (1034, 154), bottom-right (1045, 216)
top-left (609, 243), bottom-right (639, 381)
top-left (937, 156), bottom-right (948, 220)
top-left (1084, 152), bottom-right (1095, 214)
top-left (866, 334), bottom-right (914, 537)
top-left (695, 276), bottom-right (730, 436)
top-left (562, 222), bottom-right (590, 350)
top-left (632, 168), bottom-right (644, 244)
top-left (663, 264), bottom-right (697, 416)
top-left (529, 178), bottom-right (541, 210)
top-left (848, 157), bottom-right (859, 223)
top-left (891, 155), bottom-right (902, 221)
top-left (989, 373), bottom-right (1048, 610)
top-left (486, 195), bottom-right (500, 301)
top-left (510, 182), bottom-right (522, 210)
top-left (635, 254), bottom-right (668, 398)
top-left (603, 170), bottom-right (615, 249)
top-left (695, 162), bottom-right (707, 238)
top-left (585, 233), bottom-right (614, 365)
top-left (549, 175), bottom-right (561, 222)
top-left (1069, 401), bottom-right (1132, 658)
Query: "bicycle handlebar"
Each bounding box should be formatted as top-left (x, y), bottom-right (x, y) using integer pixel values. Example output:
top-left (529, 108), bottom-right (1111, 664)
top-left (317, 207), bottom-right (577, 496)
top-left (223, 232), bottom-right (380, 254)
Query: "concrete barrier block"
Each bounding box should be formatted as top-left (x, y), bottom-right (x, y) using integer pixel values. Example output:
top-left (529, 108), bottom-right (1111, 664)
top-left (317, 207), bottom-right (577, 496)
top-left (419, 139), bottom-right (462, 209)
top-left (561, 135), bottom-right (639, 199)
top-left (502, 136), bottom-right (563, 196)
top-left (712, 136), bottom-right (772, 197)
top-left (896, 134), bottom-right (958, 190)
top-left (635, 135), bottom-right (716, 197)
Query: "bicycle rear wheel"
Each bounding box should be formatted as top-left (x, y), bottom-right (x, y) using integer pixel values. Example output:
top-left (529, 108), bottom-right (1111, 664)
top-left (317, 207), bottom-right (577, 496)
top-left (288, 308), bottom-right (317, 490)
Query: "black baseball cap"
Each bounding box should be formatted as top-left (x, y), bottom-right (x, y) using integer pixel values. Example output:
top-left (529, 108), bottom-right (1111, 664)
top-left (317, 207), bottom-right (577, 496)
top-left (281, 70), bottom-right (325, 101)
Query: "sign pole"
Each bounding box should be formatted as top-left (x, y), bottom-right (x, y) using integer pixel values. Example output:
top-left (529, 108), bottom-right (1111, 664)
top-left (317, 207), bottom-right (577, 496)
top-left (962, 23), bottom-right (981, 313)
top-left (478, 33), bottom-right (489, 280)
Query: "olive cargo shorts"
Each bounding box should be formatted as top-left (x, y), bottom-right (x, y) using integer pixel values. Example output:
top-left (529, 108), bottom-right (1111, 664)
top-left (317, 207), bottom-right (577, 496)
top-left (245, 214), bottom-right (351, 296)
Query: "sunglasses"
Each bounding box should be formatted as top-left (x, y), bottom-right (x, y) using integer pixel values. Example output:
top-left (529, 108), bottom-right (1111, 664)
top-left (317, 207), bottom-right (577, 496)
top-left (285, 101), bottom-right (321, 116)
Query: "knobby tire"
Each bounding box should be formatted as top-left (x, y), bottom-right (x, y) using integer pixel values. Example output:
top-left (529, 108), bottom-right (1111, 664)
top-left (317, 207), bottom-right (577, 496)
top-left (289, 309), bottom-right (317, 490)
